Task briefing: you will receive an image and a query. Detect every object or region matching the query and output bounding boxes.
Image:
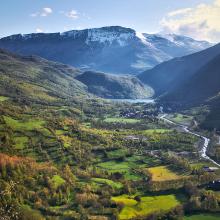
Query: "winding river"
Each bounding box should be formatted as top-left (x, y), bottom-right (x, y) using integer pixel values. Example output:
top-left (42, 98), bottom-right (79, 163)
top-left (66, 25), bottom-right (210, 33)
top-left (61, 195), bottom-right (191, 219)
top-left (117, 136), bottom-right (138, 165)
top-left (160, 114), bottom-right (220, 167)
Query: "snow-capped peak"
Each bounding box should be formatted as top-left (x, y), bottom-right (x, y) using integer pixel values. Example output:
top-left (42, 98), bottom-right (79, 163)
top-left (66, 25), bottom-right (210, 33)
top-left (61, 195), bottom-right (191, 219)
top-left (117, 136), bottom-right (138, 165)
top-left (85, 27), bottom-right (135, 46)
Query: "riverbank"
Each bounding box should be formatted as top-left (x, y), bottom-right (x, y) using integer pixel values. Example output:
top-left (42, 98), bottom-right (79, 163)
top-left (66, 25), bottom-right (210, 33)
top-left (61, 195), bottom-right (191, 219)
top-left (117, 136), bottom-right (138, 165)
top-left (160, 114), bottom-right (220, 167)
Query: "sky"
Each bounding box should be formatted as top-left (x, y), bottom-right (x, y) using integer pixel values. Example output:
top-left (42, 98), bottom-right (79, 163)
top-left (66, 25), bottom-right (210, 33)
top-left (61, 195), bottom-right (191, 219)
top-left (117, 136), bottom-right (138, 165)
top-left (0, 0), bottom-right (219, 42)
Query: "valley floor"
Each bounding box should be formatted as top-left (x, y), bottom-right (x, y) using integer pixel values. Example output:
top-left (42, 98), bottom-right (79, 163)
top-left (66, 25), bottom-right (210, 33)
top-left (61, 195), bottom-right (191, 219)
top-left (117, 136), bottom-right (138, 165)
top-left (0, 97), bottom-right (220, 220)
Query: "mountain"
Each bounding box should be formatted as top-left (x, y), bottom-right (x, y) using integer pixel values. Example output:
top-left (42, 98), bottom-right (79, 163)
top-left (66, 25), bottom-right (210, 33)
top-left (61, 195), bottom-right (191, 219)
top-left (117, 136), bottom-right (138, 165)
top-left (138, 43), bottom-right (220, 129)
top-left (0, 49), bottom-right (89, 104)
top-left (161, 54), bottom-right (220, 105)
top-left (162, 54), bottom-right (220, 130)
top-left (0, 26), bottom-right (211, 75)
top-left (138, 43), bottom-right (220, 96)
top-left (0, 49), bottom-right (150, 101)
top-left (76, 71), bottom-right (153, 99)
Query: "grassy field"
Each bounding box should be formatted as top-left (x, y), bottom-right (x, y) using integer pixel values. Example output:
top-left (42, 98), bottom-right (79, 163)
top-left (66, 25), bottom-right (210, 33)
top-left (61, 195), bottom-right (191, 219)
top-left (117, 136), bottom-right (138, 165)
top-left (143, 129), bottom-right (170, 134)
top-left (97, 160), bottom-right (143, 180)
top-left (3, 116), bottom-right (52, 137)
top-left (97, 155), bottom-right (161, 181)
top-left (147, 166), bottom-right (185, 181)
top-left (112, 194), bottom-right (182, 219)
top-left (167, 113), bottom-right (193, 125)
top-left (103, 117), bottom-right (139, 124)
top-left (91, 178), bottom-right (123, 190)
top-left (184, 213), bottom-right (220, 220)
top-left (0, 96), bottom-right (8, 102)
top-left (51, 175), bottom-right (66, 189)
top-left (13, 136), bottom-right (29, 150)
top-left (3, 116), bottom-right (45, 131)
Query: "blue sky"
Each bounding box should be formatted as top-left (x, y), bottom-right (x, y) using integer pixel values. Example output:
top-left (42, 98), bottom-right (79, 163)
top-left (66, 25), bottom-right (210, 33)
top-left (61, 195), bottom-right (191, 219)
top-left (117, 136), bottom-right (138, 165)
top-left (1, 0), bottom-right (219, 42)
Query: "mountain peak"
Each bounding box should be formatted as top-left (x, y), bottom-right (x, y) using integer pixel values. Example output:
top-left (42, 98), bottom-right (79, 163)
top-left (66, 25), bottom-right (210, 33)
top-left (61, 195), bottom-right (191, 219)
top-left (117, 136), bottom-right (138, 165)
top-left (61, 26), bottom-right (136, 46)
top-left (0, 26), bottom-right (212, 74)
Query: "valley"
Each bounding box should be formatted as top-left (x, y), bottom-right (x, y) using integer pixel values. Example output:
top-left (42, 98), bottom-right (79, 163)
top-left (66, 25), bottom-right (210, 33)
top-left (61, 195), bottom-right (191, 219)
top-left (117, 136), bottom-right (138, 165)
top-left (0, 20), bottom-right (220, 220)
top-left (1, 86), bottom-right (220, 219)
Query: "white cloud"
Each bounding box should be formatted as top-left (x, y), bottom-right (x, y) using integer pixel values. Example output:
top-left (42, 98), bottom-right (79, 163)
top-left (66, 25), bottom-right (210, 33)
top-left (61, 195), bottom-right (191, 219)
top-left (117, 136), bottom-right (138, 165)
top-left (161, 0), bottom-right (220, 42)
top-left (65, 10), bottom-right (79, 19)
top-left (41, 7), bottom-right (53, 17)
top-left (30, 7), bottom-right (53, 17)
top-left (36, 28), bottom-right (43, 33)
top-left (168, 8), bottom-right (192, 17)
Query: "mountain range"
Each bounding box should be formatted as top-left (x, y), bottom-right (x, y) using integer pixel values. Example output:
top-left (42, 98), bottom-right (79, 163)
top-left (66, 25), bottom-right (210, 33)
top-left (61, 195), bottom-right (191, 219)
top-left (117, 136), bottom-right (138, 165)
top-left (0, 26), bottom-right (211, 75)
top-left (0, 26), bottom-right (219, 128)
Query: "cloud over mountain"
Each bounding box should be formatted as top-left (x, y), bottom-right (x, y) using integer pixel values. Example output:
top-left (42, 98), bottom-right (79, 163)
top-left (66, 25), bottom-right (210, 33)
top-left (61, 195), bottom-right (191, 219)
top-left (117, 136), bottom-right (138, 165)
top-left (161, 0), bottom-right (220, 43)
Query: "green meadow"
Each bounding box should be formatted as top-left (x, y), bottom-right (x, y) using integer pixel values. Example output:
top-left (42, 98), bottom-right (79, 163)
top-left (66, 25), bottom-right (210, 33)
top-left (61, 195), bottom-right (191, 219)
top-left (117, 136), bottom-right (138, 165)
top-left (97, 153), bottom-right (161, 180)
top-left (167, 113), bottom-right (193, 125)
top-left (91, 178), bottom-right (123, 190)
top-left (0, 96), bottom-right (8, 102)
top-left (112, 194), bottom-right (182, 219)
top-left (103, 117), bottom-right (139, 123)
top-left (51, 175), bottom-right (66, 189)
top-left (3, 116), bottom-right (45, 131)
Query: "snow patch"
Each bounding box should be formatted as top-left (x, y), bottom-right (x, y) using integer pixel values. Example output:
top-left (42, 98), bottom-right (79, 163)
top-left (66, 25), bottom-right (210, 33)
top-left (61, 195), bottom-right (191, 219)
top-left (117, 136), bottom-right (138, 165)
top-left (85, 29), bottom-right (135, 46)
top-left (136, 32), bottom-right (152, 46)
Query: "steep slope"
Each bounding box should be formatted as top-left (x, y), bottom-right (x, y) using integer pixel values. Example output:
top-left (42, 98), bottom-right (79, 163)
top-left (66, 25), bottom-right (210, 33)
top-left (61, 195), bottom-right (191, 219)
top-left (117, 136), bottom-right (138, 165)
top-left (0, 49), bottom-right (151, 100)
top-left (161, 54), bottom-right (220, 130)
top-left (76, 71), bottom-right (153, 99)
top-left (161, 54), bottom-right (220, 105)
top-left (138, 43), bottom-right (220, 95)
top-left (0, 49), bottom-right (89, 104)
top-left (0, 26), bottom-right (211, 75)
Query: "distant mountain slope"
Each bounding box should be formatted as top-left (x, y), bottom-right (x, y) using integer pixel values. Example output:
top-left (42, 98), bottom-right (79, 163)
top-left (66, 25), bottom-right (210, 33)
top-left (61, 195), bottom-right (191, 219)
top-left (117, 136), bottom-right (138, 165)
top-left (161, 54), bottom-right (220, 130)
top-left (0, 49), bottom-right (89, 103)
top-left (0, 49), bottom-right (151, 100)
top-left (76, 71), bottom-right (153, 99)
top-left (138, 43), bottom-right (220, 95)
top-left (161, 54), bottom-right (220, 105)
top-left (0, 26), bottom-right (211, 75)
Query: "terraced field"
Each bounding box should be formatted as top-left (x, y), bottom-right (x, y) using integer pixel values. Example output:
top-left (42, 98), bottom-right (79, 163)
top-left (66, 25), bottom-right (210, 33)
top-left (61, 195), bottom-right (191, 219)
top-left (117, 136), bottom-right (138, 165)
top-left (91, 178), bottom-right (123, 190)
top-left (96, 151), bottom-right (161, 180)
top-left (147, 166), bottom-right (188, 181)
top-left (103, 117), bottom-right (140, 123)
top-left (112, 194), bottom-right (183, 219)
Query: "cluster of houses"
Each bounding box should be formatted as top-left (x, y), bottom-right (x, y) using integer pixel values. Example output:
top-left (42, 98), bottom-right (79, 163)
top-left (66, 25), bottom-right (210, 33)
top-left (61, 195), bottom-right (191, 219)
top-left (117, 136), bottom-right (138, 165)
top-left (120, 109), bottom-right (158, 119)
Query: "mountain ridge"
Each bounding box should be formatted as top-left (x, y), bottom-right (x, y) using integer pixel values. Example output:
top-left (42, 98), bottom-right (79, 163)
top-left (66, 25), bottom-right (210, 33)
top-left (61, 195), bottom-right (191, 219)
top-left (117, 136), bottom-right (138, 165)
top-left (0, 26), bottom-right (211, 75)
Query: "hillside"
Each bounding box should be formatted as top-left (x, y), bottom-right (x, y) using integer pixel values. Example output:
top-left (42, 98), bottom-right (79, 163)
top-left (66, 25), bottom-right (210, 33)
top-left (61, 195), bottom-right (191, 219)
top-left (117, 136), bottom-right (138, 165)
top-left (0, 49), bottom-right (89, 104)
top-left (161, 54), bottom-right (220, 105)
top-left (76, 71), bottom-right (153, 99)
top-left (0, 26), bottom-right (211, 75)
top-left (161, 54), bottom-right (220, 129)
top-left (0, 49), bottom-right (150, 100)
top-left (138, 43), bottom-right (220, 96)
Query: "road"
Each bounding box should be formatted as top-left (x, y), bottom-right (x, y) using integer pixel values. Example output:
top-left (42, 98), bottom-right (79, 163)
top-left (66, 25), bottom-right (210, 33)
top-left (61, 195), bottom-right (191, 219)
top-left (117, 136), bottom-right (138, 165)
top-left (160, 114), bottom-right (220, 167)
